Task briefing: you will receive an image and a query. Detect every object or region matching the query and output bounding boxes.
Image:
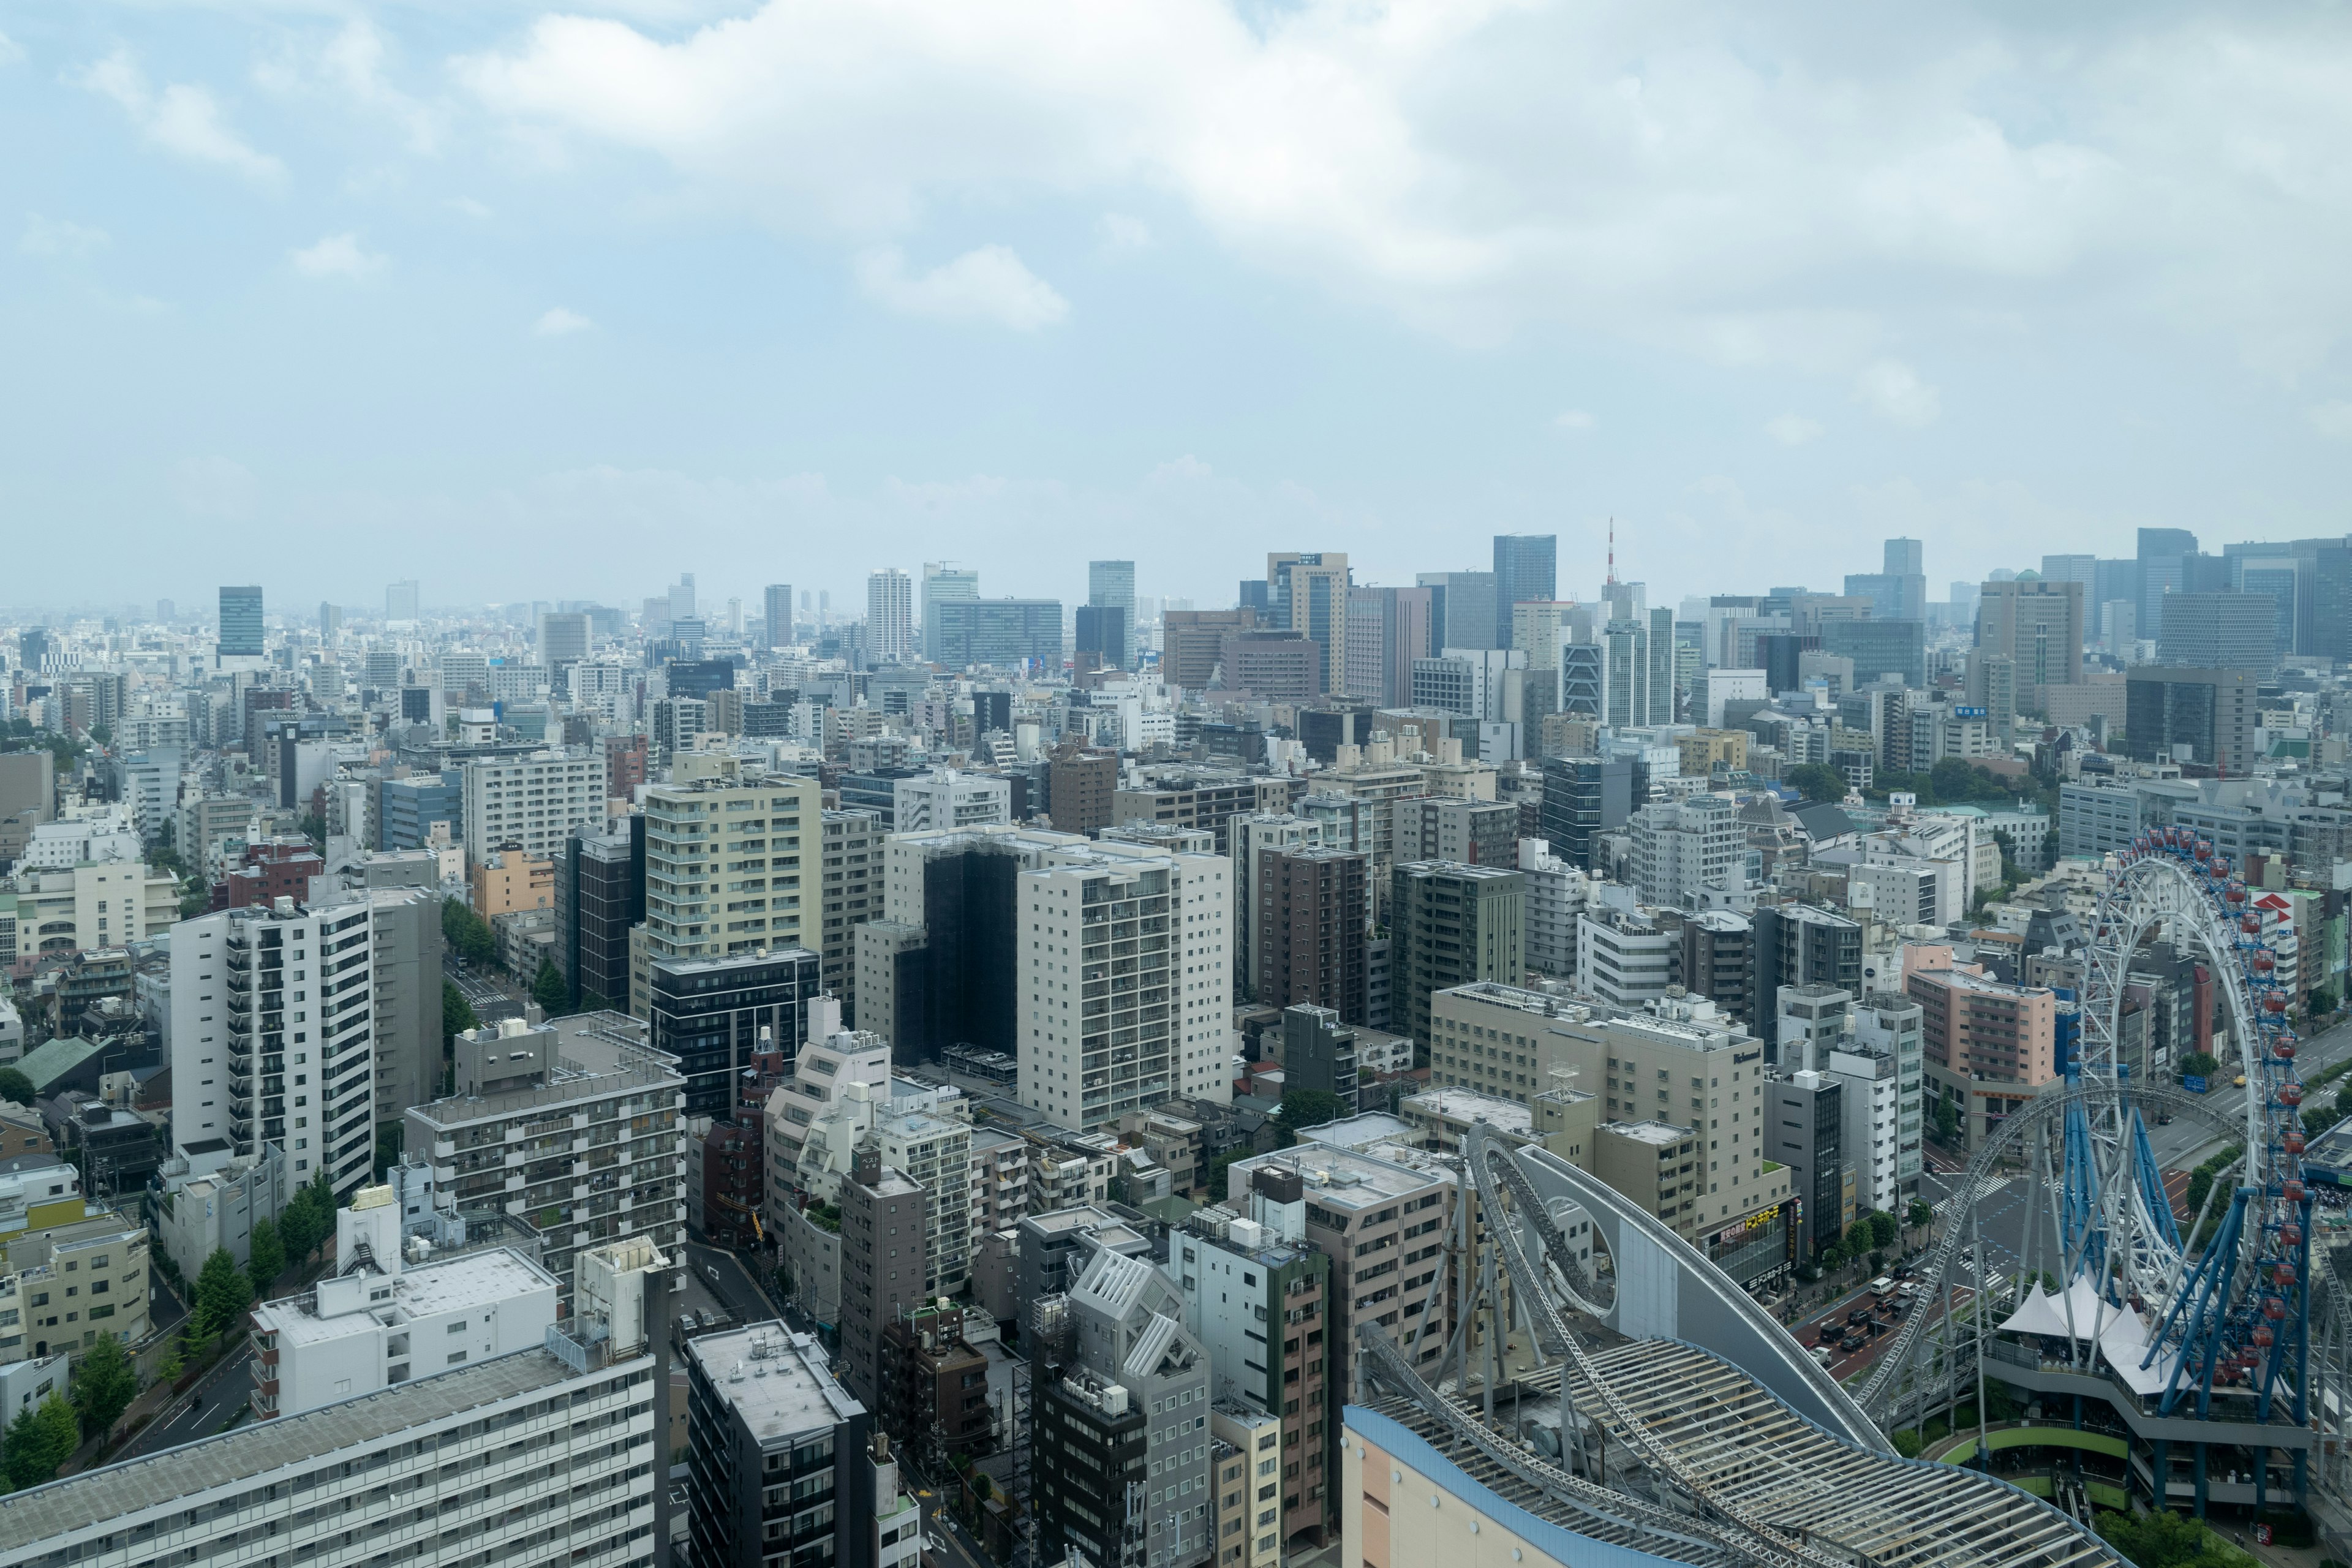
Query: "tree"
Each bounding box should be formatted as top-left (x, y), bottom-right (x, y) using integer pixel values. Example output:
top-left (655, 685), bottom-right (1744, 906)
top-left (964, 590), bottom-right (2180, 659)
top-left (194, 1246), bottom-right (253, 1341)
top-left (1932, 1098), bottom-right (1959, 1145)
top-left (247, 1218), bottom-right (286, 1291)
top-left (1785, 763), bottom-right (1846, 803)
top-left (443, 980), bottom-right (478, 1048)
top-left (2093, 1506), bottom-right (2243, 1568)
top-left (279, 1170), bottom-right (336, 1264)
top-left (70, 1335), bottom-right (140, 1440)
top-left (0, 1068), bottom-right (32, 1107)
top-left (2311, 987), bottom-right (2339, 1017)
top-left (440, 898), bottom-right (497, 968)
top-left (1907, 1198), bottom-right (1934, 1232)
top-left (3, 1395), bottom-right (79, 1487)
top-left (2177, 1052), bottom-right (2221, 1082)
top-left (1275, 1090), bottom-right (1349, 1135)
top-left (532, 958), bottom-right (570, 1017)
top-left (1868, 1210), bottom-right (1898, 1250)
top-left (1819, 1237), bottom-right (1847, 1272)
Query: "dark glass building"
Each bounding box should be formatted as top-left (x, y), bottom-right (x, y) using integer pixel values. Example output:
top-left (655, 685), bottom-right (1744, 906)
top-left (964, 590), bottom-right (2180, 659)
top-left (1820, 618), bottom-right (1925, 688)
top-left (878, 841), bottom-right (1022, 1062)
top-left (559, 820), bottom-right (643, 1012)
top-left (649, 948), bottom-right (821, 1114)
top-left (1492, 533), bottom-right (1557, 642)
top-left (1537, 755), bottom-right (1645, 870)
top-left (218, 584), bottom-right (264, 658)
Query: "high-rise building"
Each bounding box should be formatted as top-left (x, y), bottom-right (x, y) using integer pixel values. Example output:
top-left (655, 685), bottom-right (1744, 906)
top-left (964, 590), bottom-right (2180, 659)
top-left (461, 750), bottom-right (605, 861)
top-left (1819, 619), bottom-right (1924, 688)
top-left (867, 567), bottom-right (914, 663)
top-left (819, 808), bottom-right (881, 1018)
top-left (928, 597), bottom-right (1064, 668)
top-left (1415, 569), bottom-right (1498, 655)
top-left (1627, 794), bottom-right (1744, 909)
top-left (631, 769), bottom-right (823, 1015)
top-left (1088, 559), bottom-right (1137, 669)
top-left (2123, 666), bottom-right (2259, 775)
top-left (2136, 526), bottom-right (2199, 638)
top-left (1163, 607), bottom-right (1259, 690)
top-left (1047, 741), bottom-right (1119, 836)
top-left (1749, 903), bottom-right (1863, 1061)
top-left (649, 949), bottom-right (821, 1114)
top-left (1268, 551), bottom-right (1352, 695)
top-left (1537, 755), bottom-right (1643, 871)
top-left (919, 562), bottom-right (978, 657)
top-left (1491, 533), bottom-right (1557, 643)
top-left (170, 900), bottom-right (378, 1195)
top-left (217, 584), bottom-right (264, 660)
top-left (1389, 861), bottom-right (1524, 1047)
top-left (1973, 577), bottom-right (2084, 714)
top-left (1074, 604), bottom-right (1128, 669)
top-left (537, 609), bottom-right (590, 667)
top-left (2155, 591), bottom-right (2280, 676)
top-left (834, 1146), bottom-right (930, 1410)
top-left (559, 823), bottom-right (642, 1012)
top-left (1254, 845), bottom-right (1370, 1024)
top-left (383, 579), bottom-right (420, 621)
top-left (1017, 839), bottom-right (1234, 1128)
top-left (764, 582), bottom-right (796, 647)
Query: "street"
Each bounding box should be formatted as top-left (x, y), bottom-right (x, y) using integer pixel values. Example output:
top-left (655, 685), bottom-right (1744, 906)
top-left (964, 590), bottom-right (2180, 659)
top-left (118, 1342), bottom-right (255, 1460)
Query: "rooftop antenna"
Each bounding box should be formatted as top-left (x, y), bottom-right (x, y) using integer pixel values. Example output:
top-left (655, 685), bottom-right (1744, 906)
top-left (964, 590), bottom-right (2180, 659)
top-left (1605, 518), bottom-right (1618, 587)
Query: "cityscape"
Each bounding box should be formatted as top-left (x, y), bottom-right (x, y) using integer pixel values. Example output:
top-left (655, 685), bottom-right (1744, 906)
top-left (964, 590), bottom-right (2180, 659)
top-left (8, 5), bottom-right (2352, 1568)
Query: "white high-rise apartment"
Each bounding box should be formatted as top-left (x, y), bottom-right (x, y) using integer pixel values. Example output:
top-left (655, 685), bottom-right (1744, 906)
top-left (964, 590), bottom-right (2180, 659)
top-left (385, 579), bottom-right (420, 621)
top-left (460, 750), bottom-right (605, 859)
top-left (921, 562), bottom-right (978, 657)
top-left (170, 900), bottom-right (378, 1196)
top-left (869, 567), bottom-right (914, 662)
top-left (631, 768), bottom-right (822, 1014)
top-left (1627, 794), bottom-right (1746, 909)
top-left (1017, 840), bottom-right (1232, 1129)
top-left (892, 767), bottom-right (1011, 833)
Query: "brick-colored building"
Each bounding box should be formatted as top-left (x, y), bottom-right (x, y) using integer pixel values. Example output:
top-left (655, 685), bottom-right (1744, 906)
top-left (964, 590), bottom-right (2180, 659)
top-left (1255, 845), bottom-right (1370, 1024)
top-left (210, 838), bottom-right (324, 912)
top-left (1904, 943), bottom-right (2057, 1149)
top-left (878, 1303), bottom-right (993, 1456)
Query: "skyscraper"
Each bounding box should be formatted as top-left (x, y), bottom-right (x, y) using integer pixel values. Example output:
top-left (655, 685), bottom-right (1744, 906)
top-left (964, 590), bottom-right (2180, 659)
top-left (1418, 569), bottom-right (1498, 654)
top-left (763, 582), bottom-right (794, 647)
top-left (384, 578), bottom-right (420, 621)
top-left (217, 584), bottom-right (263, 659)
top-left (1844, 538), bottom-right (1927, 622)
top-left (1492, 533), bottom-right (1557, 644)
top-left (537, 610), bottom-right (590, 667)
top-left (1268, 551), bottom-right (1351, 694)
top-left (1087, 559), bottom-right (1136, 669)
top-left (2137, 527), bottom-right (2198, 638)
top-left (2155, 592), bottom-right (2280, 677)
top-left (919, 562), bottom-right (978, 657)
top-left (867, 567), bottom-right (913, 663)
top-left (1974, 576), bottom-right (2084, 714)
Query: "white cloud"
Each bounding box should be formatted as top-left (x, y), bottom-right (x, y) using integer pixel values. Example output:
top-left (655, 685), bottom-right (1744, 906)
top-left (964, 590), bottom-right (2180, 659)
top-left (75, 50), bottom-right (285, 187)
top-left (448, 197), bottom-right (495, 220)
top-left (1098, 213), bottom-right (1153, 255)
top-left (1853, 360), bottom-right (1940, 428)
top-left (2308, 401), bottom-right (2352, 442)
top-left (1763, 413), bottom-right (1823, 447)
top-left (292, 233), bottom-right (385, 278)
top-left (0, 31), bottom-right (23, 67)
top-left (254, 20), bottom-right (443, 156)
top-left (536, 307), bottom-right (594, 336)
top-left (450, 3), bottom-right (2352, 371)
top-left (855, 245), bottom-right (1068, 330)
top-left (20, 214), bottom-right (110, 259)
top-left (1553, 409), bottom-right (1595, 432)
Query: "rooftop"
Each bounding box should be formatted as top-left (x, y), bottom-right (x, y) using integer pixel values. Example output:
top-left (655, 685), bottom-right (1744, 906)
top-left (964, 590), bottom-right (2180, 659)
top-left (255, 1247), bottom-right (557, 1349)
top-left (1402, 1088), bottom-right (1534, 1136)
top-left (685, 1322), bottom-right (865, 1447)
top-left (1434, 979), bottom-right (1592, 1020)
top-left (1604, 1119), bottom-right (1697, 1147)
top-left (1232, 1144), bottom-right (1453, 1208)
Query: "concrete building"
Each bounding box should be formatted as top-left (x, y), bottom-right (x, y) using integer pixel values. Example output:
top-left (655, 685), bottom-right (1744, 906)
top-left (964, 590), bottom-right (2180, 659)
top-left (1575, 906), bottom-right (1676, 1009)
top-left (684, 1318), bottom-right (883, 1568)
top-left (1018, 839), bottom-right (1234, 1128)
top-left (2123, 666), bottom-right (2260, 775)
top-left (1591, 1119), bottom-right (1704, 1237)
top-left (1627, 793), bottom-right (1745, 909)
top-left (1116, 773), bottom-right (1300, 855)
top-left (1389, 861), bottom-right (1524, 1048)
top-left (170, 899), bottom-right (378, 1196)
top-left (2156, 590), bottom-right (2280, 677)
top-left (820, 809), bottom-right (882, 1020)
top-left (868, 567), bottom-right (915, 662)
top-left (249, 1185), bottom-right (560, 1419)
top-left (1393, 797), bottom-right (1518, 869)
top-left (459, 750), bottom-right (604, 861)
top-left (632, 767), bottom-right (823, 1016)
top-left (1904, 945), bottom-right (2058, 1150)
top-left (647, 948), bottom-right (821, 1115)
top-left (1254, 846), bottom-right (1370, 1025)
top-left (404, 1012), bottom-right (684, 1313)
top-left (1768, 1069), bottom-right (1850, 1258)
top-left (1210, 1403), bottom-right (1284, 1568)
top-left (928, 597), bottom-right (1063, 668)
top-left (1974, 576), bottom-right (2084, 713)
top-left (892, 768), bottom-right (1011, 834)
top-left (837, 1145), bottom-right (929, 1411)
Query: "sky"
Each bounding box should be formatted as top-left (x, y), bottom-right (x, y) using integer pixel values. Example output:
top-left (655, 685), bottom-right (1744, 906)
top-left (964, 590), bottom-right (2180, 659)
top-left (6, 1), bottom-right (2352, 617)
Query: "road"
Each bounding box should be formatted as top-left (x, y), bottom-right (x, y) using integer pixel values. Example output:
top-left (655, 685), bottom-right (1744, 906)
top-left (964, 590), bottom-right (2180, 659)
top-left (1916, 1013), bottom-right (2352, 1283)
top-left (444, 958), bottom-right (524, 1019)
top-left (118, 1343), bottom-right (255, 1460)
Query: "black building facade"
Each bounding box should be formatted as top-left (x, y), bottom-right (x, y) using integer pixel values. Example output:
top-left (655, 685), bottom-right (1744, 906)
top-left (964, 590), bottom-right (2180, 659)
top-left (650, 949), bottom-right (821, 1114)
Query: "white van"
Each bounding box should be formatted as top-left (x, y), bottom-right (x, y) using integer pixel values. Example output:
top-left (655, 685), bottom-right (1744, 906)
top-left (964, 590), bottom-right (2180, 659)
top-left (1868, 1276), bottom-right (1895, 1296)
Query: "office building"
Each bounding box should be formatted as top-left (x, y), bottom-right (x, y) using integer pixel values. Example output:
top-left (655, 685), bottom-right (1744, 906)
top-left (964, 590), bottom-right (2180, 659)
top-left (1076, 604), bottom-right (1129, 670)
top-left (1163, 608), bottom-right (1260, 690)
top-left (1115, 772), bottom-right (1298, 854)
top-left (764, 582), bottom-right (796, 647)
top-left (1975, 577), bottom-right (2084, 713)
top-left (1393, 797), bottom-right (1517, 870)
top-left (835, 1145), bottom-right (931, 1410)
top-left (649, 950), bottom-right (821, 1114)
top-left (1831, 996), bottom-right (1923, 1212)
top-left (927, 597), bottom-right (1063, 668)
top-left (1627, 794), bottom-right (1744, 909)
top-left (684, 1319), bottom-right (881, 1568)
top-left (460, 751), bottom-right (605, 862)
top-left (1537, 755), bottom-right (1643, 871)
top-left (867, 568), bottom-right (914, 663)
top-left (1747, 903), bottom-right (1863, 1061)
top-left (1090, 559), bottom-right (1139, 669)
top-left (345, 887), bottom-right (445, 1128)
top-left (1255, 846), bottom-right (1370, 1025)
top-left (1492, 534), bottom-right (1556, 641)
top-left (1769, 1071), bottom-right (1849, 1259)
top-left (538, 610), bottom-right (590, 668)
top-left (170, 900), bottom-right (377, 1196)
top-left (1819, 618), bottom-right (1924, 689)
top-left (217, 584), bottom-right (264, 660)
top-left (2, 1256), bottom-right (661, 1568)
top-left (1047, 740), bottom-right (1119, 836)
top-left (1268, 551), bottom-right (1352, 695)
top-left (384, 578), bottom-right (420, 621)
top-left (407, 1014), bottom-right (682, 1312)
top-left (1415, 570), bottom-right (1498, 655)
top-left (1389, 862), bottom-right (1524, 1047)
top-left (1905, 946), bottom-right (2057, 1149)
top-left (559, 824), bottom-right (643, 1013)
top-left (1842, 538), bottom-right (1928, 623)
top-left (632, 769), bottom-right (822, 1015)
top-left (893, 768), bottom-right (1011, 833)
top-left (2137, 526), bottom-right (2199, 637)
top-left (1018, 838), bottom-right (1234, 1127)
top-left (2155, 592), bottom-right (2280, 677)
top-left (2122, 666), bottom-right (2258, 775)
top-left (919, 562), bottom-right (978, 657)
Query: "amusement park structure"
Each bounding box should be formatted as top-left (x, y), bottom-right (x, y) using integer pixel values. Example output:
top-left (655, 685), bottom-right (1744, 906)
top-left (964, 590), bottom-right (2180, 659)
top-left (1351, 824), bottom-right (2346, 1564)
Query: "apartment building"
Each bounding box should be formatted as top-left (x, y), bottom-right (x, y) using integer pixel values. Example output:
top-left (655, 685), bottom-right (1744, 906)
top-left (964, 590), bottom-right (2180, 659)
top-left (459, 750), bottom-right (605, 860)
top-left (1425, 979), bottom-right (1590, 1105)
top-left (1254, 845), bottom-right (1370, 1025)
top-left (837, 1147), bottom-right (929, 1411)
top-left (404, 1012), bottom-right (684, 1314)
top-left (632, 768), bottom-right (822, 1016)
top-left (1904, 944), bottom-right (2058, 1150)
top-left (1114, 771), bottom-right (1300, 854)
top-left (1210, 1404), bottom-right (1284, 1568)
top-left (820, 809), bottom-right (882, 1020)
top-left (1231, 813), bottom-right (1328, 1000)
top-left (170, 899), bottom-right (378, 1196)
top-left (1389, 861), bottom-right (1525, 1048)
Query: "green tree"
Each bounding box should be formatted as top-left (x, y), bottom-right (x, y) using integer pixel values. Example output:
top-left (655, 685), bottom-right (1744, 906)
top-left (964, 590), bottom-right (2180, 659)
top-left (1820, 1236), bottom-right (1847, 1271)
top-left (442, 980), bottom-right (478, 1048)
top-left (2310, 987), bottom-right (2339, 1017)
top-left (1868, 1210), bottom-right (1898, 1250)
top-left (532, 958), bottom-right (570, 1017)
top-left (247, 1218), bottom-right (286, 1291)
top-left (0, 1068), bottom-right (32, 1107)
top-left (2093, 1506), bottom-right (2243, 1568)
top-left (1932, 1098), bottom-right (1959, 1144)
top-left (2177, 1052), bottom-right (2221, 1082)
top-left (70, 1335), bottom-right (140, 1440)
top-left (1275, 1089), bottom-right (1349, 1136)
top-left (194, 1246), bottom-right (253, 1340)
top-left (374, 1122), bottom-right (404, 1182)
top-left (1784, 763), bottom-right (1846, 802)
top-left (1907, 1197), bottom-right (1934, 1232)
top-left (3, 1395), bottom-right (81, 1488)
top-left (440, 898), bottom-right (497, 968)
top-left (156, 1335), bottom-right (186, 1385)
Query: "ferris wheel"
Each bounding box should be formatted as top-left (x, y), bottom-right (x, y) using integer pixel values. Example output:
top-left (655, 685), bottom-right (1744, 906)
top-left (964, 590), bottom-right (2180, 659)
top-left (2066, 824), bottom-right (2309, 1418)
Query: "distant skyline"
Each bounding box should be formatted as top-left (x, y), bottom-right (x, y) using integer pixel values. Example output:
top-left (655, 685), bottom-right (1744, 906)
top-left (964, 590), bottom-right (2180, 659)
top-left (6, 2), bottom-right (2351, 609)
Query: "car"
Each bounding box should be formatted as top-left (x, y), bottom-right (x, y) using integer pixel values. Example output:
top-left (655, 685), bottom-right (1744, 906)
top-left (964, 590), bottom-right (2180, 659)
top-left (2234, 1075), bottom-right (2248, 1088)
top-left (1810, 1345), bottom-right (1835, 1368)
top-left (1838, 1333), bottom-right (1865, 1353)
top-left (1847, 1308), bottom-right (1872, 1325)
top-left (2157, 1113), bottom-right (2174, 1125)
